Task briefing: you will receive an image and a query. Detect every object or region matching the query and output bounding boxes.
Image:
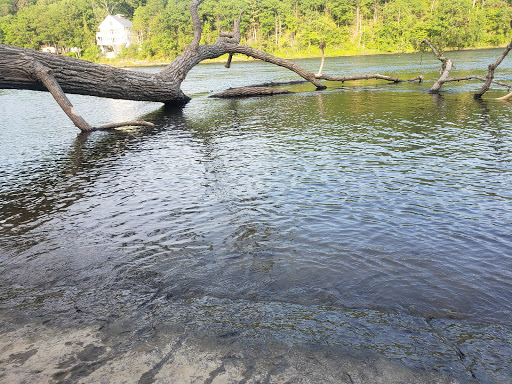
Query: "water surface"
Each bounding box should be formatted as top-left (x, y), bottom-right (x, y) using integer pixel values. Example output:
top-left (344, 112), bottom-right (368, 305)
top-left (1, 49), bottom-right (511, 382)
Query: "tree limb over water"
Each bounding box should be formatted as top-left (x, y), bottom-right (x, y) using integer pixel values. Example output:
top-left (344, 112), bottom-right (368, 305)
top-left (0, 0), bottom-right (324, 131)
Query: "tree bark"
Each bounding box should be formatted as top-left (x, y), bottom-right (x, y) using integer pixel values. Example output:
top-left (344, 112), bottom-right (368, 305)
top-left (0, 45), bottom-right (190, 104)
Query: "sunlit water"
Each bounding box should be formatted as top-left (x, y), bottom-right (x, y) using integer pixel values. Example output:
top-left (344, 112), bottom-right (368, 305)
top-left (1, 49), bottom-right (511, 381)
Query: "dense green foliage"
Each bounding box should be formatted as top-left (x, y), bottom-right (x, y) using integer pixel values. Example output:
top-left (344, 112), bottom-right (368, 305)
top-left (1, 0), bottom-right (512, 61)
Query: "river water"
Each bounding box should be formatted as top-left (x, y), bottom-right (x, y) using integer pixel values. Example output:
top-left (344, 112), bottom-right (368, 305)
top-left (1, 49), bottom-right (511, 383)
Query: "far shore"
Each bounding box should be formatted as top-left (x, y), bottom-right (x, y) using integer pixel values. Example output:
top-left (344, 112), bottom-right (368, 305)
top-left (102, 44), bottom-right (509, 68)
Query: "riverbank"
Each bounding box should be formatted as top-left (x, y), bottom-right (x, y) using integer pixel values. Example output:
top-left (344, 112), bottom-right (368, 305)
top-left (0, 311), bottom-right (482, 383)
top-left (1, 295), bottom-right (511, 384)
top-left (0, 322), bottom-right (460, 384)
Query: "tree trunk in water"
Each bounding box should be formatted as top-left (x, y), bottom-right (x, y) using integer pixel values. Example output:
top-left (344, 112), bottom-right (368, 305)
top-left (0, 0), bottom-right (325, 131)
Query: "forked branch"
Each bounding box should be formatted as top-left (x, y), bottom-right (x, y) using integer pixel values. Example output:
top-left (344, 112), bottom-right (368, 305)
top-left (158, 1), bottom-right (326, 89)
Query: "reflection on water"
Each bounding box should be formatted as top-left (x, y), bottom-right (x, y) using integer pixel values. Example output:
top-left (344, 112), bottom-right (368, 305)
top-left (1, 51), bottom-right (512, 382)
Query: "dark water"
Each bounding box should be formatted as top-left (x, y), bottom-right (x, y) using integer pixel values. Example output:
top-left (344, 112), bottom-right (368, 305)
top-left (1, 50), bottom-right (511, 381)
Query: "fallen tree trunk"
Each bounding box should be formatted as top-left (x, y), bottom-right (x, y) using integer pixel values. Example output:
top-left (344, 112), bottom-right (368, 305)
top-left (0, 0), bottom-right (325, 131)
top-left (0, 45), bottom-right (190, 103)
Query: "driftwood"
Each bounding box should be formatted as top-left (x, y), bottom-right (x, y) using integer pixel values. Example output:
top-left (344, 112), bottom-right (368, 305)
top-left (211, 86), bottom-right (292, 98)
top-left (316, 73), bottom-right (423, 83)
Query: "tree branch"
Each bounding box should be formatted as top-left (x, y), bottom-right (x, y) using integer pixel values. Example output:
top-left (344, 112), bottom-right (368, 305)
top-left (422, 38), bottom-right (453, 93)
top-left (223, 44), bottom-right (326, 89)
top-left (31, 59), bottom-right (154, 131)
top-left (441, 75), bottom-right (512, 89)
top-left (223, 10), bottom-right (243, 68)
top-left (159, 3), bottom-right (325, 89)
top-left (497, 91), bottom-right (512, 101)
top-left (316, 41), bottom-right (326, 77)
top-left (315, 73), bottom-right (423, 83)
top-left (475, 39), bottom-right (512, 98)
top-left (31, 60), bottom-right (93, 131)
top-left (189, 0), bottom-right (205, 48)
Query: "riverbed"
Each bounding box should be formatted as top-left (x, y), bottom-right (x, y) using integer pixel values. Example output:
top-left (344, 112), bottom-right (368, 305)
top-left (1, 50), bottom-right (511, 383)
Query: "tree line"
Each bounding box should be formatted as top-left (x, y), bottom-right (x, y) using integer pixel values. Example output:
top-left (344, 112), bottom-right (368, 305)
top-left (1, 0), bottom-right (512, 62)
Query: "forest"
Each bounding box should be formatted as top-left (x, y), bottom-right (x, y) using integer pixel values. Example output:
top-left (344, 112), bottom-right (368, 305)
top-left (1, 0), bottom-right (512, 62)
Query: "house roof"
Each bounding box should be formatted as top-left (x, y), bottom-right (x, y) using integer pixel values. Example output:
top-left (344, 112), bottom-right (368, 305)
top-left (99, 14), bottom-right (133, 29)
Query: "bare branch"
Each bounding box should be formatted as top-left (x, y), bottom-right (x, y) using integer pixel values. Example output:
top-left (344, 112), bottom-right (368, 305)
top-left (31, 60), bottom-right (93, 131)
top-left (422, 38), bottom-right (453, 93)
top-left (190, 0), bottom-right (205, 48)
top-left (315, 73), bottom-right (423, 83)
top-left (224, 45), bottom-right (326, 89)
top-left (497, 91), bottom-right (512, 101)
top-left (422, 38), bottom-right (446, 63)
top-left (442, 75), bottom-right (512, 89)
top-left (475, 39), bottom-right (512, 98)
top-left (316, 42), bottom-right (326, 77)
top-left (96, 121), bottom-right (155, 130)
top-left (31, 59), bottom-right (153, 131)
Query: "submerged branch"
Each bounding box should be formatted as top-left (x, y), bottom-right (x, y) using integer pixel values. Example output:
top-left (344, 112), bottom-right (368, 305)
top-left (475, 39), bottom-right (512, 98)
top-left (315, 73), bottom-right (423, 83)
top-left (442, 75), bottom-right (512, 89)
top-left (211, 86), bottom-right (293, 98)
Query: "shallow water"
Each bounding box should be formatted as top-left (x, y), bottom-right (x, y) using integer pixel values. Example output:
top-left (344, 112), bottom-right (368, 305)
top-left (1, 49), bottom-right (511, 382)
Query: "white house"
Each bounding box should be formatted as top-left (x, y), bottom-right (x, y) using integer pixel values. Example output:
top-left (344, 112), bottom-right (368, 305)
top-left (96, 14), bottom-right (136, 58)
